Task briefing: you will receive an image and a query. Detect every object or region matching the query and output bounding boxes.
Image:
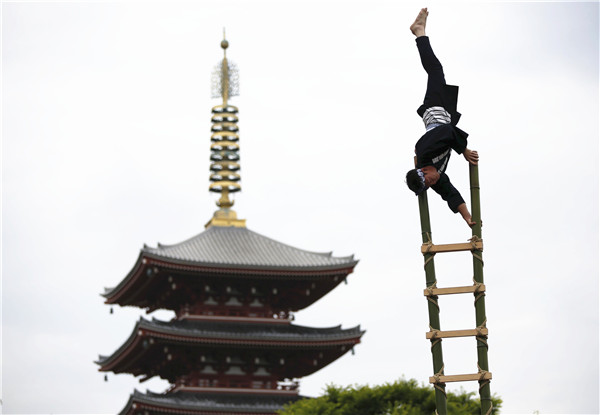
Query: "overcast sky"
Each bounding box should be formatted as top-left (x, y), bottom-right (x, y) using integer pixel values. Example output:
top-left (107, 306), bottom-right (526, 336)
top-left (2, 1), bottom-right (598, 414)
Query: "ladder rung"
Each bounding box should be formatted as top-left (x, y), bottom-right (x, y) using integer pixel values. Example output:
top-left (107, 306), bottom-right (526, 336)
top-left (421, 241), bottom-right (483, 254)
top-left (429, 372), bottom-right (492, 383)
top-left (424, 284), bottom-right (486, 296)
top-left (426, 328), bottom-right (488, 339)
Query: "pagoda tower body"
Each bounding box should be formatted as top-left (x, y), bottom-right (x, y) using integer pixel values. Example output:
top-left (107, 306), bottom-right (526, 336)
top-left (98, 36), bottom-right (364, 415)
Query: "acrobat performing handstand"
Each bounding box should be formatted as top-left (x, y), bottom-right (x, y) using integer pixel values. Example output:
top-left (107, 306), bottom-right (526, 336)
top-left (405, 8), bottom-right (479, 227)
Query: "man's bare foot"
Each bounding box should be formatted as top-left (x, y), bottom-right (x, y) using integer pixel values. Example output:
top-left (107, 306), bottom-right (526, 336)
top-left (410, 8), bottom-right (428, 37)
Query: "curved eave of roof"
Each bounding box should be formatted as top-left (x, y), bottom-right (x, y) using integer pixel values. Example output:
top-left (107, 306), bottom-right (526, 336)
top-left (142, 251), bottom-right (359, 273)
top-left (144, 226), bottom-right (353, 265)
top-left (102, 226), bottom-right (358, 299)
top-left (142, 317), bottom-right (365, 342)
top-left (120, 390), bottom-right (305, 415)
top-left (96, 318), bottom-right (145, 368)
top-left (102, 254), bottom-right (145, 299)
top-left (97, 317), bottom-right (365, 368)
top-left (143, 227), bottom-right (357, 270)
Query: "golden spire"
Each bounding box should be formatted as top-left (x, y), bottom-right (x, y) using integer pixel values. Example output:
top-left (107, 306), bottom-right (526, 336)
top-left (206, 31), bottom-right (245, 228)
top-left (220, 28), bottom-right (230, 105)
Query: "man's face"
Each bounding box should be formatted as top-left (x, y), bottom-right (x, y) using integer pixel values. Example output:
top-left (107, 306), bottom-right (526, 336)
top-left (421, 166), bottom-right (440, 186)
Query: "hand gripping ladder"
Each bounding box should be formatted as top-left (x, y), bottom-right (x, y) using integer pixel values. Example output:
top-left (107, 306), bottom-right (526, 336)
top-left (417, 164), bottom-right (493, 415)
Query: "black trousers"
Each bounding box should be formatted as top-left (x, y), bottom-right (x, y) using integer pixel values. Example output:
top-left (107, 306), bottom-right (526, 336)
top-left (416, 36), bottom-right (446, 110)
top-left (415, 36), bottom-right (460, 123)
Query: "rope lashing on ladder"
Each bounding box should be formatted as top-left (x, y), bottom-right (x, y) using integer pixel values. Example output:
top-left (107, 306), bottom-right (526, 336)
top-left (429, 324), bottom-right (443, 352)
top-left (476, 318), bottom-right (489, 350)
top-left (431, 364), bottom-right (447, 397)
top-left (425, 280), bottom-right (437, 296)
top-left (425, 280), bottom-right (440, 311)
top-left (473, 278), bottom-right (486, 304)
top-left (423, 232), bottom-right (436, 269)
top-left (478, 364), bottom-right (493, 415)
top-left (430, 338), bottom-right (442, 352)
top-left (469, 235), bottom-right (484, 266)
top-left (428, 324), bottom-right (441, 339)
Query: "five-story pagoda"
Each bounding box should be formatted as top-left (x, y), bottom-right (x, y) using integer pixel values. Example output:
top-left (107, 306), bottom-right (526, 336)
top-left (97, 36), bottom-right (365, 415)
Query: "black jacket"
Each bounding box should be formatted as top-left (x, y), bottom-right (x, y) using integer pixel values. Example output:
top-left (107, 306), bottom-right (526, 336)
top-left (415, 124), bottom-right (469, 213)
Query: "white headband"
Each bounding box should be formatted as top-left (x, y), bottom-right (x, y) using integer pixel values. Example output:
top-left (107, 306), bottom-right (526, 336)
top-left (415, 168), bottom-right (427, 195)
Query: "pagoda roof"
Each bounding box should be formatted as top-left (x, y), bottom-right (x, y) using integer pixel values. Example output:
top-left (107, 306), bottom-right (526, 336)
top-left (96, 318), bottom-right (365, 375)
top-left (142, 317), bottom-right (360, 342)
top-left (98, 317), bottom-right (364, 368)
top-left (142, 226), bottom-right (357, 271)
top-left (119, 390), bottom-right (304, 415)
top-left (103, 226), bottom-right (358, 305)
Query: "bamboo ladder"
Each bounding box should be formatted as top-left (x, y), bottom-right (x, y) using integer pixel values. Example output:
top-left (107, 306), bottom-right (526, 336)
top-left (417, 164), bottom-right (493, 415)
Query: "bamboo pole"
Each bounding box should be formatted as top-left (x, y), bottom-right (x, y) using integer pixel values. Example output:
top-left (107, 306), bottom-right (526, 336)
top-left (470, 164), bottom-right (493, 414)
top-left (417, 190), bottom-right (447, 415)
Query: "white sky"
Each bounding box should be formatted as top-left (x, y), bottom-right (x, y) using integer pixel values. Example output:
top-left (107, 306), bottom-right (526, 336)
top-left (2, 1), bottom-right (598, 414)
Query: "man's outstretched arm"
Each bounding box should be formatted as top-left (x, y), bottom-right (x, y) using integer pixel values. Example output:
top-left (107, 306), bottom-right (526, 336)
top-left (431, 175), bottom-right (476, 228)
top-left (457, 203), bottom-right (476, 227)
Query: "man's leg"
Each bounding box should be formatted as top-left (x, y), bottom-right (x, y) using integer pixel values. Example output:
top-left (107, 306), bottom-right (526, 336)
top-left (411, 8), bottom-right (446, 108)
top-left (417, 37), bottom-right (446, 107)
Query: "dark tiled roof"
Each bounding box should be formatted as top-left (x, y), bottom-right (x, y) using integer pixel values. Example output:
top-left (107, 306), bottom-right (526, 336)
top-left (143, 317), bottom-right (364, 341)
top-left (142, 226), bottom-right (357, 271)
top-left (120, 390), bottom-right (305, 415)
top-left (97, 317), bottom-right (364, 366)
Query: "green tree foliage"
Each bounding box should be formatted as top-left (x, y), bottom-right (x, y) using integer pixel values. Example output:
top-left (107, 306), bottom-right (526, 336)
top-left (278, 379), bottom-right (502, 415)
